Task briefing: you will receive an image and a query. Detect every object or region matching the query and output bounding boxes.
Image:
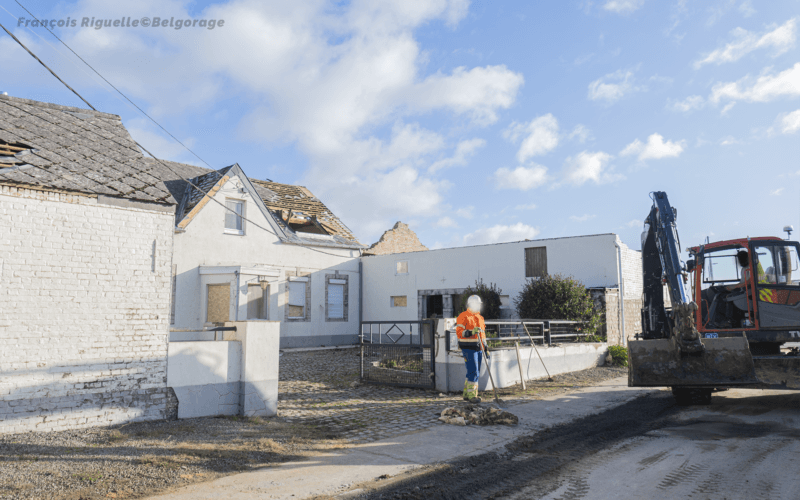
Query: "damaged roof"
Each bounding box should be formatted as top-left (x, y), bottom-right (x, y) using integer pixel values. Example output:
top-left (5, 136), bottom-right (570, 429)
top-left (0, 95), bottom-right (195, 204)
top-left (251, 179), bottom-right (361, 245)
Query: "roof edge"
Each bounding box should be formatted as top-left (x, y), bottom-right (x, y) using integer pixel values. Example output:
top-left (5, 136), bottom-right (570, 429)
top-left (0, 94), bottom-right (121, 120)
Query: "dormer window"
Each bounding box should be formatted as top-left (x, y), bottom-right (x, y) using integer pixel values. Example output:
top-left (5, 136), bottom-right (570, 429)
top-left (224, 199), bottom-right (245, 235)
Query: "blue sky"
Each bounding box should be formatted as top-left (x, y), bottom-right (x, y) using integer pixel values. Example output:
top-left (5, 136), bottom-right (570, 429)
top-left (2, 0), bottom-right (800, 251)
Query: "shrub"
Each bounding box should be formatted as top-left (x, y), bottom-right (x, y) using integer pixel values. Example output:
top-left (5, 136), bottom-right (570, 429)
top-left (514, 274), bottom-right (602, 334)
top-left (608, 345), bottom-right (628, 367)
top-left (456, 279), bottom-right (502, 320)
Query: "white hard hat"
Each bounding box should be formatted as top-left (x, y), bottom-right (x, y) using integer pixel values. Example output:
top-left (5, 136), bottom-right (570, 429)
top-left (467, 295), bottom-right (482, 313)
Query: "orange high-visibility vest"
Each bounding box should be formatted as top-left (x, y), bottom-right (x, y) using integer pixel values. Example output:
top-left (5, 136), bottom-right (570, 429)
top-left (456, 310), bottom-right (486, 350)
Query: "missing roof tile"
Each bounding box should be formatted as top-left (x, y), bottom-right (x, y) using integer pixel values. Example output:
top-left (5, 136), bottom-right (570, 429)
top-left (0, 140), bottom-right (34, 167)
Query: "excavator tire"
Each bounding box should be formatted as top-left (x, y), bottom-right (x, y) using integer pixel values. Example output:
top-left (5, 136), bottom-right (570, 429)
top-left (671, 387), bottom-right (712, 406)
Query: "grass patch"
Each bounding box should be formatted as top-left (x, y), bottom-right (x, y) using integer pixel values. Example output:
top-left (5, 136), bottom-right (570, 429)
top-left (72, 472), bottom-right (103, 483)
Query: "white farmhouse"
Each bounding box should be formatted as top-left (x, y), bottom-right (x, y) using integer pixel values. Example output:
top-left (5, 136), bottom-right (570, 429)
top-left (167, 163), bottom-right (364, 348)
top-left (361, 233), bottom-right (643, 344)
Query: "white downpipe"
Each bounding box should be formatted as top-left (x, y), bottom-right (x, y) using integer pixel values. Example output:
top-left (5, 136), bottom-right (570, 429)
top-left (614, 241), bottom-right (627, 347)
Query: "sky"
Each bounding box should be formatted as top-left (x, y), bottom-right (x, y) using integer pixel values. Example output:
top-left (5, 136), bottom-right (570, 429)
top-left (2, 0), bottom-right (800, 253)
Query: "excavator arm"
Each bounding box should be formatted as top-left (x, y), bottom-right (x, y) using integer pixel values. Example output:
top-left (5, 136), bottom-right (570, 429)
top-left (628, 191), bottom-right (758, 391)
top-left (640, 192), bottom-right (703, 354)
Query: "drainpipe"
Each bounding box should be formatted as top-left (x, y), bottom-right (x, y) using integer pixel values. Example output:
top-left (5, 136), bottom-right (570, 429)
top-left (614, 241), bottom-right (627, 347)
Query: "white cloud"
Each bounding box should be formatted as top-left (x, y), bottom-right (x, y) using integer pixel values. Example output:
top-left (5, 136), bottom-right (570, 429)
top-left (428, 138), bottom-right (486, 172)
top-left (695, 18), bottom-right (797, 68)
top-left (669, 95), bottom-right (705, 112)
top-left (620, 133), bottom-right (686, 161)
top-left (626, 219), bottom-right (643, 228)
top-left (463, 223), bottom-right (540, 246)
top-left (603, 0), bottom-right (646, 14)
top-left (587, 69), bottom-right (642, 103)
top-left (570, 214), bottom-right (596, 222)
top-left (720, 136), bottom-right (740, 146)
top-left (3, 0), bottom-right (523, 243)
top-left (435, 216), bottom-right (458, 228)
top-left (739, 1), bottom-right (756, 17)
top-left (493, 165), bottom-right (550, 190)
top-left (455, 206), bottom-right (474, 219)
top-left (710, 62), bottom-right (800, 104)
top-left (503, 114), bottom-right (560, 162)
top-left (771, 188), bottom-right (784, 196)
top-left (515, 203), bottom-right (538, 210)
top-left (562, 151), bottom-right (620, 185)
top-left (781, 109), bottom-right (800, 134)
top-left (569, 124), bottom-right (592, 143)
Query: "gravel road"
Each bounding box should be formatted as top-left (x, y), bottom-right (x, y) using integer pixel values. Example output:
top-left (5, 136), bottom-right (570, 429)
top-left (358, 389), bottom-right (800, 500)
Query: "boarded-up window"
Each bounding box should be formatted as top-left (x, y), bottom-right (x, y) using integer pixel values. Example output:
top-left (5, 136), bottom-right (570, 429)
top-left (207, 284), bottom-right (231, 324)
top-left (247, 283), bottom-right (269, 320)
top-left (288, 281), bottom-right (306, 318)
top-left (525, 247), bottom-right (547, 278)
top-left (225, 200), bottom-right (244, 233)
top-left (327, 284), bottom-right (345, 319)
top-left (391, 295), bottom-right (407, 307)
top-left (396, 261), bottom-right (409, 274)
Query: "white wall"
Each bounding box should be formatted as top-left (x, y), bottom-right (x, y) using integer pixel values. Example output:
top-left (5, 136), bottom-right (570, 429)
top-left (0, 186), bottom-right (174, 433)
top-left (361, 233), bottom-right (625, 321)
top-left (172, 173), bottom-right (361, 347)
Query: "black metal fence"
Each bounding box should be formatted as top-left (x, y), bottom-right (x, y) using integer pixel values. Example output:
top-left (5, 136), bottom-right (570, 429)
top-left (360, 320), bottom-right (436, 389)
top-left (445, 320), bottom-right (593, 352)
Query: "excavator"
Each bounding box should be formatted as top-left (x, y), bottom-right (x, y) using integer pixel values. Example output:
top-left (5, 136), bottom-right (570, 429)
top-left (628, 191), bottom-right (800, 404)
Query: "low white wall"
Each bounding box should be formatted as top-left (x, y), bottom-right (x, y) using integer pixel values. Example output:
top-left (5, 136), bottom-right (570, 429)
top-left (167, 321), bottom-right (280, 419)
top-left (433, 318), bottom-right (608, 392)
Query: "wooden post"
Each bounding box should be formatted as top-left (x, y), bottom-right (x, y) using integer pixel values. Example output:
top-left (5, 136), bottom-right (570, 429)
top-left (514, 340), bottom-right (526, 390)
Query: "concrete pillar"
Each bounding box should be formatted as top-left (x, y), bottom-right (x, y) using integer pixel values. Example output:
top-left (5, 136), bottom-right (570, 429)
top-left (224, 321), bottom-right (280, 417)
top-left (442, 294), bottom-right (453, 318)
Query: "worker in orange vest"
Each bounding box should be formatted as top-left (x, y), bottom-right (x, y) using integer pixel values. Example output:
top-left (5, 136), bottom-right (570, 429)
top-left (456, 295), bottom-right (487, 403)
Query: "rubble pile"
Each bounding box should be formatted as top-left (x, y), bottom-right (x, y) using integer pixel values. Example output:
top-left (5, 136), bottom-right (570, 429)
top-left (438, 404), bottom-right (518, 426)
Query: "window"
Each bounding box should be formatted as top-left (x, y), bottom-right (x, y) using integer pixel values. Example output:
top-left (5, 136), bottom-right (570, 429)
top-left (525, 247), bottom-right (547, 278)
top-left (224, 199), bottom-right (244, 234)
top-left (206, 284), bottom-right (231, 324)
top-left (288, 280), bottom-right (307, 319)
top-left (247, 283), bottom-right (269, 320)
top-left (396, 260), bottom-right (409, 274)
top-left (327, 278), bottom-right (347, 320)
top-left (391, 295), bottom-right (407, 307)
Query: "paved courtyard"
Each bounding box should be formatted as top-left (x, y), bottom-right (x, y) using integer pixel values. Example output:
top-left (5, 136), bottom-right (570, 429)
top-left (277, 347), bottom-right (626, 444)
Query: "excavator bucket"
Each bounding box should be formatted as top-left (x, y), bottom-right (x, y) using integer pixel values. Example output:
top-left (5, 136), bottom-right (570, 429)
top-left (628, 336), bottom-right (759, 387)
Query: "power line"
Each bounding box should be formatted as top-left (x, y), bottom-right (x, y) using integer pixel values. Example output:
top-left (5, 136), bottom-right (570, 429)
top-left (0, 14), bottom-right (360, 258)
top-left (0, 19), bottom-right (94, 110)
top-left (12, 0), bottom-right (213, 171)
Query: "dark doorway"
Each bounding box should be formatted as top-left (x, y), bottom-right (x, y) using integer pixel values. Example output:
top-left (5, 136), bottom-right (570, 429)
top-left (426, 294), bottom-right (443, 318)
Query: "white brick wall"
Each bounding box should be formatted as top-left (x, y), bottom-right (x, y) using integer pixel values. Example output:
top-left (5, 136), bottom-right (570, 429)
top-left (0, 186), bottom-right (174, 433)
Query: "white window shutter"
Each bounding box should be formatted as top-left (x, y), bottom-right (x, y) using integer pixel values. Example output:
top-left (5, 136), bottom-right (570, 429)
top-left (288, 282), bottom-right (306, 306)
top-left (328, 284), bottom-right (344, 319)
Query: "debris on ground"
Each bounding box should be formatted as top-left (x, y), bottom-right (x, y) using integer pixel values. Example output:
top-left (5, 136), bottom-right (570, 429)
top-left (438, 404), bottom-right (519, 426)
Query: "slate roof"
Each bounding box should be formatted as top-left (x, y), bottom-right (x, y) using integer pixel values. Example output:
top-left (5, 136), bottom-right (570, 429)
top-left (0, 95), bottom-right (193, 204)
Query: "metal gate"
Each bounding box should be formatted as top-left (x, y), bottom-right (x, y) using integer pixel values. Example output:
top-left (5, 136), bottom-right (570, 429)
top-left (360, 320), bottom-right (435, 389)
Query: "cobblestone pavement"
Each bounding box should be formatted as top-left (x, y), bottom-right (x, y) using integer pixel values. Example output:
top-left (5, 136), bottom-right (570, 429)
top-left (277, 347), bottom-right (626, 444)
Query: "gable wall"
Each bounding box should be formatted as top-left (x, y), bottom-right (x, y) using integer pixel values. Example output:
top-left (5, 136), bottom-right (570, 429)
top-left (172, 174), bottom-right (361, 347)
top-left (0, 185), bottom-right (174, 433)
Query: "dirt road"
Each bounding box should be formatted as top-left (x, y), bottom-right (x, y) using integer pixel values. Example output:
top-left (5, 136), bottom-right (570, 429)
top-left (362, 389), bottom-right (800, 499)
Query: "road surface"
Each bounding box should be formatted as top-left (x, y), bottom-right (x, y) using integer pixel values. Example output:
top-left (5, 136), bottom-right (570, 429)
top-left (363, 389), bottom-right (800, 500)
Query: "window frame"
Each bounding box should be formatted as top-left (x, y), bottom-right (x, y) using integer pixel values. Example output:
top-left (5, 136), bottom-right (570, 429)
top-left (224, 198), bottom-right (246, 235)
top-left (325, 275), bottom-right (348, 322)
top-left (524, 246), bottom-right (547, 278)
top-left (390, 295), bottom-right (408, 308)
top-left (396, 260), bottom-right (409, 275)
top-left (285, 275), bottom-right (310, 322)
